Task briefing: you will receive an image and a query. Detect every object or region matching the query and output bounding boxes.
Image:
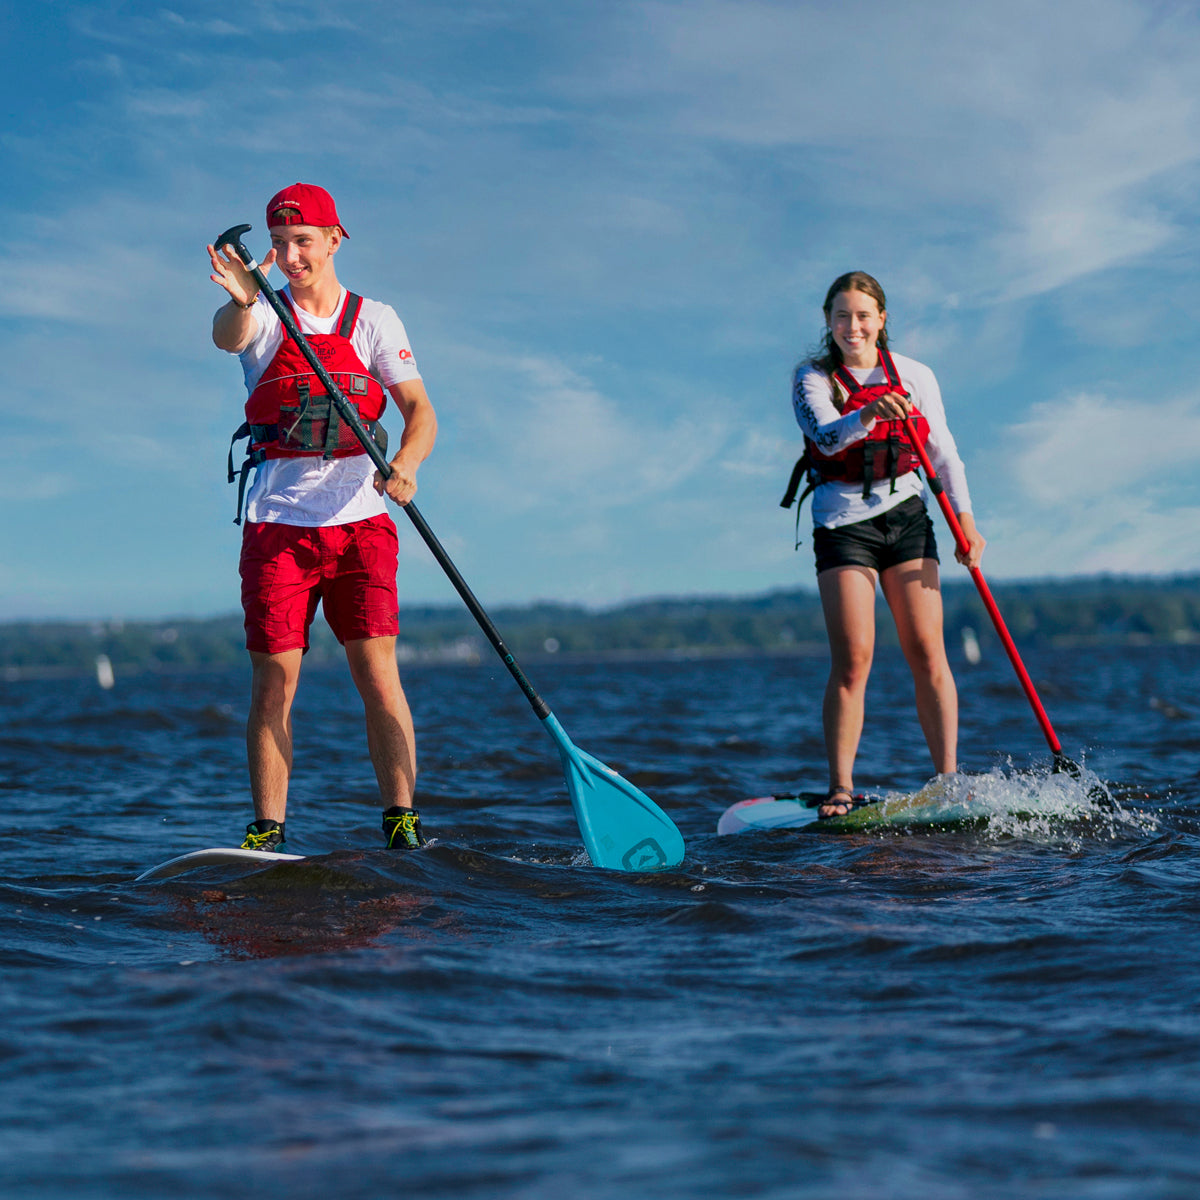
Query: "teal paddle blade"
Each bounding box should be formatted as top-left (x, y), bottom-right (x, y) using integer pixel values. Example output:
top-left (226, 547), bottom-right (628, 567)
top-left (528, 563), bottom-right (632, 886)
top-left (541, 713), bottom-right (685, 871)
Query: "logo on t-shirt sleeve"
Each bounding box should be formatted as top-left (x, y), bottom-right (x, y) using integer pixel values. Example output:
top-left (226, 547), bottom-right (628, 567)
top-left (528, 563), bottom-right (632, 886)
top-left (398, 349), bottom-right (412, 362)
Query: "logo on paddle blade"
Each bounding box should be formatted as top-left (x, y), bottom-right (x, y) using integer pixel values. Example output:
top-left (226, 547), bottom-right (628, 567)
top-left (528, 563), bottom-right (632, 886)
top-left (621, 838), bottom-right (667, 871)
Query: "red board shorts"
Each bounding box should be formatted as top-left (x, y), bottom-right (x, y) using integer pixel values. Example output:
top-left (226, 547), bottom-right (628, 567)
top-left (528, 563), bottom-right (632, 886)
top-left (239, 513), bottom-right (400, 653)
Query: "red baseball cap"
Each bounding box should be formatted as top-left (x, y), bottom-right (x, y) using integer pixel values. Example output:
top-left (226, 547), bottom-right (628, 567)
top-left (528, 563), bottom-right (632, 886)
top-left (265, 183), bottom-right (349, 237)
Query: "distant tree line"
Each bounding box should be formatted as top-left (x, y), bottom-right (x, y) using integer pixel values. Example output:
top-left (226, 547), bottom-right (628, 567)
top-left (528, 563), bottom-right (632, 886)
top-left (2, 574), bottom-right (1198, 679)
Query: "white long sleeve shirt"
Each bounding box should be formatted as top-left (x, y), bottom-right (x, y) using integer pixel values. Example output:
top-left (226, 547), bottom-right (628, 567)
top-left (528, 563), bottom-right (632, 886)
top-left (792, 351), bottom-right (972, 530)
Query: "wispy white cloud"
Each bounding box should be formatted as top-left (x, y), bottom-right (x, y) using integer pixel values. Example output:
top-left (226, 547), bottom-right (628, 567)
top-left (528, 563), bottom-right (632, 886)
top-left (73, 1), bottom-right (359, 43)
top-left (445, 347), bottom-right (728, 511)
top-left (573, 0), bottom-right (1200, 304)
top-left (721, 430), bottom-right (790, 478)
top-left (0, 445), bottom-right (71, 502)
top-left (986, 389), bottom-right (1200, 576)
top-left (1009, 391), bottom-right (1200, 502)
top-left (158, 11), bottom-right (242, 37)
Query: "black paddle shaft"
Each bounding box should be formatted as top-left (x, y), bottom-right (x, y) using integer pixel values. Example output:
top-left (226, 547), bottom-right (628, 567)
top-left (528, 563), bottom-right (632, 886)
top-left (214, 224), bottom-right (552, 721)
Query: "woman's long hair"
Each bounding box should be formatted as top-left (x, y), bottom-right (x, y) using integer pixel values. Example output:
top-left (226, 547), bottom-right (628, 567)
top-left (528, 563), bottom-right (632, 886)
top-left (808, 271), bottom-right (889, 376)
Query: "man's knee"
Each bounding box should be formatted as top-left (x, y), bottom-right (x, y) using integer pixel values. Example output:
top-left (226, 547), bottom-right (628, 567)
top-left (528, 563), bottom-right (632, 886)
top-left (249, 652), bottom-right (302, 711)
top-left (346, 639), bottom-right (403, 704)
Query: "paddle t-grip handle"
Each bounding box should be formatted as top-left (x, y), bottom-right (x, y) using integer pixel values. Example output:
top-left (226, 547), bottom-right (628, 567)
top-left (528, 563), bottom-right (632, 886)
top-left (214, 223), bottom-right (256, 265)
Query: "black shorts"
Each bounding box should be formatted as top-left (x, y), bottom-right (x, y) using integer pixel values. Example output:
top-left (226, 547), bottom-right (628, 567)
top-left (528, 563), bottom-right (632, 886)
top-left (813, 495), bottom-right (939, 575)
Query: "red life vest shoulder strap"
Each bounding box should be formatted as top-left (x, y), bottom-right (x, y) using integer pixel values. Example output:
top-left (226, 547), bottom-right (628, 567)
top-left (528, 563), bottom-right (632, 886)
top-left (831, 363), bottom-right (859, 397)
top-left (877, 346), bottom-right (904, 393)
top-left (276, 291), bottom-right (297, 343)
top-left (832, 347), bottom-right (905, 399)
top-left (275, 291), bottom-right (363, 341)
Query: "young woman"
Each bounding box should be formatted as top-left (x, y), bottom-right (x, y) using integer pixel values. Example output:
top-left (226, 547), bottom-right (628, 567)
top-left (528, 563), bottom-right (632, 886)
top-left (791, 271), bottom-right (985, 817)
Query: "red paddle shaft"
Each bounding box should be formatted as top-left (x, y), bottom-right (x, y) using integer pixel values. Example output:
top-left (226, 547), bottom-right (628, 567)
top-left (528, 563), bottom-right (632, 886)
top-left (902, 417), bottom-right (1064, 758)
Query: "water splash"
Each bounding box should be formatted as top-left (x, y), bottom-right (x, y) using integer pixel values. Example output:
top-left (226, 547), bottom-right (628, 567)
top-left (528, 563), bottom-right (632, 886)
top-left (869, 765), bottom-right (1158, 842)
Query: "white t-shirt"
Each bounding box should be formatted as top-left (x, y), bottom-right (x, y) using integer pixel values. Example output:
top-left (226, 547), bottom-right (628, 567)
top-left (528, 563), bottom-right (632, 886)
top-left (792, 351), bottom-right (972, 530)
top-left (231, 286), bottom-right (422, 527)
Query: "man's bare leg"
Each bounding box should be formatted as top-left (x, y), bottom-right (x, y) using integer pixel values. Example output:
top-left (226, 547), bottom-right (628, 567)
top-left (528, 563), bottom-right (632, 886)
top-left (344, 636), bottom-right (417, 809)
top-left (247, 649), bottom-right (303, 823)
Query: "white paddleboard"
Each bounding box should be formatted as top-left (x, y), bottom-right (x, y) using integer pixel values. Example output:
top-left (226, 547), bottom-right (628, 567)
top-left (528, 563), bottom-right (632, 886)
top-left (136, 847), bottom-right (306, 882)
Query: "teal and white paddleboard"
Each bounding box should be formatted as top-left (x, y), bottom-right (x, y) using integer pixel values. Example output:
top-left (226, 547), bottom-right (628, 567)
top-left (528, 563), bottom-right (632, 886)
top-left (136, 847), bottom-right (306, 882)
top-left (717, 794), bottom-right (826, 834)
top-left (718, 777), bottom-right (983, 835)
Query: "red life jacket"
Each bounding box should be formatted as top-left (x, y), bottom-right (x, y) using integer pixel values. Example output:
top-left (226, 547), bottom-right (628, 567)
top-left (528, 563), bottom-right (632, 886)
top-left (227, 291), bottom-right (389, 523)
top-left (781, 347), bottom-right (929, 514)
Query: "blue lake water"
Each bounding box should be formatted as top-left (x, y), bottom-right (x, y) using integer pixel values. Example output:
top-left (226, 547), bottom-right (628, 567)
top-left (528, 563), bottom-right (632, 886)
top-left (2, 640), bottom-right (1199, 1198)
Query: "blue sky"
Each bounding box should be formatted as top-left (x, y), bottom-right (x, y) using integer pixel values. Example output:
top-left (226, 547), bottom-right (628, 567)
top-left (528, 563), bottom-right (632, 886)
top-left (4, 0), bottom-right (1200, 620)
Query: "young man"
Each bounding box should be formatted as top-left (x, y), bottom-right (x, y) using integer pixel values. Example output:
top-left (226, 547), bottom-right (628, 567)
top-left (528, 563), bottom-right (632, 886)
top-left (207, 183), bottom-right (437, 852)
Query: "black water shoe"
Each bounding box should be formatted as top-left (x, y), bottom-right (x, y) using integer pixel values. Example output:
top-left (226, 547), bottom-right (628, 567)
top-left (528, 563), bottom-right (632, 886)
top-left (382, 806), bottom-right (426, 849)
top-left (241, 818), bottom-right (287, 851)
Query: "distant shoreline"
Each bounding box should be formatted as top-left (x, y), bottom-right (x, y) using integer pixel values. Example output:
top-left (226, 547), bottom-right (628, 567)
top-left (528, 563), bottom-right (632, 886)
top-left (3, 573), bottom-right (1198, 681)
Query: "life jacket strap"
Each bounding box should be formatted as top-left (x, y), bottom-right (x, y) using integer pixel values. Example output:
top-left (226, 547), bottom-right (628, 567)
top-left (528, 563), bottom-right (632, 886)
top-left (780, 450), bottom-right (818, 549)
top-left (834, 346), bottom-right (904, 395)
top-left (226, 417), bottom-right (389, 525)
top-left (886, 432), bottom-right (900, 493)
top-left (337, 293), bottom-right (364, 338)
top-left (861, 441), bottom-right (876, 500)
top-left (279, 291), bottom-right (364, 340)
top-left (227, 421), bottom-right (270, 526)
top-left (780, 451), bottom-right (810, 510)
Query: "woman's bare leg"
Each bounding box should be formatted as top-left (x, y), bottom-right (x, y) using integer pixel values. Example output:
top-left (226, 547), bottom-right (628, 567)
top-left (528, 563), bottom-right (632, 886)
top-left (880, 558), bottom-right (957, 774)
top-left (817, 565), bottom-right (878, 814)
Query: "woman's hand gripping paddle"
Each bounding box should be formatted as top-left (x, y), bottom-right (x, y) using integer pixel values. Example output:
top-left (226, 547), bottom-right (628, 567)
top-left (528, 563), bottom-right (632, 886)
top-left (900, 413), bottom-right (1087, 779)
top-left (213, 225), bottom-right (685, 872)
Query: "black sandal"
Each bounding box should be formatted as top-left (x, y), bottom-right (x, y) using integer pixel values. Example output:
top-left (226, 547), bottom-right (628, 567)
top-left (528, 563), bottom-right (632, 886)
top-left (818, 786), bottom-right (858, 819)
